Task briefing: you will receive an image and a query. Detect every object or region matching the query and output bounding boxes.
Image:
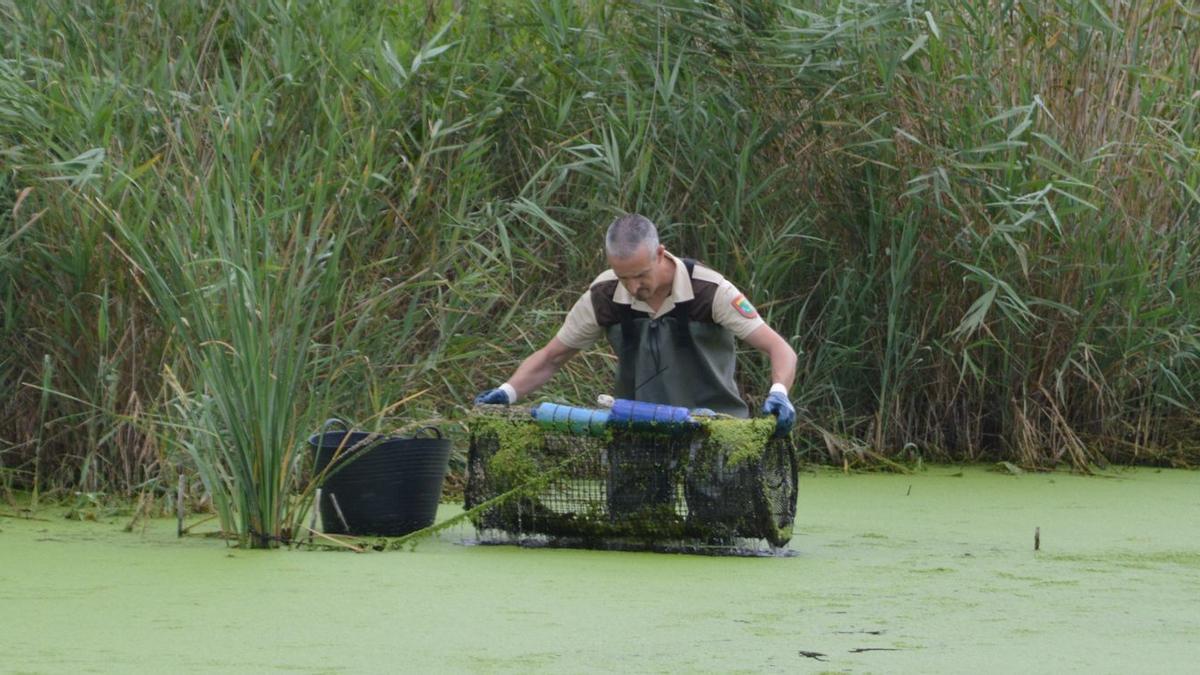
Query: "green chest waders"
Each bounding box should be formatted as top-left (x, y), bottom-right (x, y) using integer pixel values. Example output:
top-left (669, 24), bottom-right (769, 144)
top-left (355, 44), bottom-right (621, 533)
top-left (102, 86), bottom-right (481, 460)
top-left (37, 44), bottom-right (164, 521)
top-left (604, 295), bottom-right (748, 419)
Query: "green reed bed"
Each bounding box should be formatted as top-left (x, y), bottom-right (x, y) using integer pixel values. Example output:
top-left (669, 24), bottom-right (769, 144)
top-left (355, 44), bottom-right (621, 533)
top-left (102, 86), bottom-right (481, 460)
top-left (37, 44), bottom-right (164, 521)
top-left (1, 1), bottom-right (1198, 535)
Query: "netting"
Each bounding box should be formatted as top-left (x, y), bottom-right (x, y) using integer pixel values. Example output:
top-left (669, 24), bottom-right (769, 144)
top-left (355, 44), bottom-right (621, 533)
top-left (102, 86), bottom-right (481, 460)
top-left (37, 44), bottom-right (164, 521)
top-left (464, 407), bottom-right (798, 553)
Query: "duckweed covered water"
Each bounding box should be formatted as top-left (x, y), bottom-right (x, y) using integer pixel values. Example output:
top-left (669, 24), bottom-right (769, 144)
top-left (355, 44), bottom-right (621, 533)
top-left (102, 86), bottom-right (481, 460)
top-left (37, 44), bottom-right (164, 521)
top-left (3, 466), bottom-right (1199, 673)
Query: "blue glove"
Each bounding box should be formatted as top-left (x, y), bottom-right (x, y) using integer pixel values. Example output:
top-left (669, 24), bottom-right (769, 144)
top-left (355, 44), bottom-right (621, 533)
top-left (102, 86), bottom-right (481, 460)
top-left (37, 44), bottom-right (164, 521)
top-left (474, 386), bottom-right (513, 405)
top-left (762, 389), bottom-right (795, 437)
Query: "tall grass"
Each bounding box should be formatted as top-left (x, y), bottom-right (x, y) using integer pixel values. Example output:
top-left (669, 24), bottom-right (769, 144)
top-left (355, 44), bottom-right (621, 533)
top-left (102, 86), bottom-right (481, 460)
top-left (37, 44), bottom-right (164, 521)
top-left (1, 0), bottom-right (1198, 529)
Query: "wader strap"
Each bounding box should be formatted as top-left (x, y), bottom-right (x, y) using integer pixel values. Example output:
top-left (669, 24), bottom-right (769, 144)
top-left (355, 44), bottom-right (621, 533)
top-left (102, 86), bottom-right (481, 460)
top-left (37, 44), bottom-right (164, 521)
top-left (617, 303), bottom-right (638, 398)
top-left (672, 258), bottom-right (697, 348)
top-left (616, 258), bottom-right (699, 396)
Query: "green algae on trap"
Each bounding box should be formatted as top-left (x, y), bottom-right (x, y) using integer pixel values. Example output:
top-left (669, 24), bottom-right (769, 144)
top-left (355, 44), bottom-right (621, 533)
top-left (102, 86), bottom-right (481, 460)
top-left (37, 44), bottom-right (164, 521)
top-left (700, 416), bottom-right (777, 468)
top-left (471, 410), bottom-right (778, 481)
top-left (470, 413), bottom-right (552, 486)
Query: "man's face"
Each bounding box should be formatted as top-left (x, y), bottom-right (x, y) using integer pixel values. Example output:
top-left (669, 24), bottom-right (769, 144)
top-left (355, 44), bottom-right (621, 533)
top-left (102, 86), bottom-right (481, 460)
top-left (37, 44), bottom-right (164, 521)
top-left (609, 244), bottom-right (663, 302)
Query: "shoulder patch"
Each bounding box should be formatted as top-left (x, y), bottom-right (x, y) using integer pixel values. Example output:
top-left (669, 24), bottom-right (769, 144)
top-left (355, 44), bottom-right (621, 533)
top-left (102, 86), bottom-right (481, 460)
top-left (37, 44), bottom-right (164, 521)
top-left (731, 294), bottom-right (758, 319)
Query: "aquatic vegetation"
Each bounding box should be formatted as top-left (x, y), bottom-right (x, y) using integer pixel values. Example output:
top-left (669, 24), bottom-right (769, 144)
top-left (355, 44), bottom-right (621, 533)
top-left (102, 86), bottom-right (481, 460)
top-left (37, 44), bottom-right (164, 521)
top-left (6, 467), bottom-right (1200, 671)
top-left (112, 89), bottom-right (381, 547)
top-left (471, 413), bottom-right (555, 487)
top-left (701, 417), bottom-right (777, 469)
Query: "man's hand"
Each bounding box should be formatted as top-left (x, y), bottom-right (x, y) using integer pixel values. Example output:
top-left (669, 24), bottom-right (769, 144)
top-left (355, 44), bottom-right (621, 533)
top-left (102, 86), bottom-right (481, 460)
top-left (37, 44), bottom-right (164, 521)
top-left (474, 383), bottom-right (516, 406)
top-left (762, 385), bottom-right (795, 437)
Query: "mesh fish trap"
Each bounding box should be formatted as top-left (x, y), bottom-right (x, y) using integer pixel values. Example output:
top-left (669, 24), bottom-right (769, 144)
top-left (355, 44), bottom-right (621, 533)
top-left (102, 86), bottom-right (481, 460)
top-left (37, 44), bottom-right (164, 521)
top-left (464, 407), bottom-right (798, 552)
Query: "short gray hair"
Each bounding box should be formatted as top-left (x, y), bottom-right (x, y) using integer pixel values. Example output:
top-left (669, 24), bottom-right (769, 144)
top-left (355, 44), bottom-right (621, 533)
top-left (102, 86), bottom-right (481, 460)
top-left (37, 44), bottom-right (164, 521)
top-left (605, 213), bottom-right (659, 259)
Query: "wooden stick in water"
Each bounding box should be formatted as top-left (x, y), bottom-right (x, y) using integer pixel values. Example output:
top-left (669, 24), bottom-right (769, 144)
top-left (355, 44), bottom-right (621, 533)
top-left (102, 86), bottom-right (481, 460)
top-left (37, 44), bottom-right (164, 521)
top-left (304, 527), bottom-right (364, 553)
top-left (179, 513), bottom-right (218, 535)
top-left (329, 492), bottom-right (350, 532)
top-left (176, 474), bottom-right (186, 538)
top-left (307, 488), bottom-right (322, 544)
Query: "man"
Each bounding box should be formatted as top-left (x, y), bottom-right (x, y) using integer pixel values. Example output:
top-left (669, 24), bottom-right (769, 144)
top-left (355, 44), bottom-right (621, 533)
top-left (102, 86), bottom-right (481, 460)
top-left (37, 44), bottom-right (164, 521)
top-left (476, 213), bottom-right (797, 435)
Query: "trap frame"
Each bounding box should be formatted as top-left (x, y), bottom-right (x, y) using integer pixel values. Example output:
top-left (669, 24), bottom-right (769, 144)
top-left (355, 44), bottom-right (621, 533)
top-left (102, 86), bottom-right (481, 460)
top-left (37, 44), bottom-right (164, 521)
top-left (464, 407), bottom-right (798, 552)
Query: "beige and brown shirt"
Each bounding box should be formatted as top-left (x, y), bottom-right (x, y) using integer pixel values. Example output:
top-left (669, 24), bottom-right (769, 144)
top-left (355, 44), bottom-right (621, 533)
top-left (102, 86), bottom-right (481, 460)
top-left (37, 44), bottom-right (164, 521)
top-left (556, 251), bottom-right (765, 350)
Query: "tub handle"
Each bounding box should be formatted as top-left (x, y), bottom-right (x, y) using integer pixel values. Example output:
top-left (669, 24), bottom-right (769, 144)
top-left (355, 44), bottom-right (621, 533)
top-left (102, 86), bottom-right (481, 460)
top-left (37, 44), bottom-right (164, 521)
top-left (409, 426), bottom-right (443, 440)
top-left (320, 418), bottom-right (349, 434)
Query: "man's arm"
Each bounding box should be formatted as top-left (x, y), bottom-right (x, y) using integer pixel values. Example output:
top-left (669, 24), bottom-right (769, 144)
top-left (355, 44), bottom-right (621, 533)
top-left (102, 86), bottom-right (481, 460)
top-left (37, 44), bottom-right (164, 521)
top-left (742, 324), bottom-right (797, 390)
top-left (504, 337), bottom-right (581, 401)
top-left (743, 323), bottom-right (798, 436)
top-left (477, 288), bottom-right (598, 405)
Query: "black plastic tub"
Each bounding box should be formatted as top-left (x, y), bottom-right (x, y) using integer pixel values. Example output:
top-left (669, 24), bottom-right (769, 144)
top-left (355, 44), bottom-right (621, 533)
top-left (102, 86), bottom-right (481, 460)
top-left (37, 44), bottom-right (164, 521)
top-left (308, 421), bottom-right (451, 537)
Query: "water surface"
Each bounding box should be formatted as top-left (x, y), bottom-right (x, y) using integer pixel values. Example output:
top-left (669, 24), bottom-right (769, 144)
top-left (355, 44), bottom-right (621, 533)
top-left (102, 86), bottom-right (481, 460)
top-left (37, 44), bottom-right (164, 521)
top-left (3, 466), bottom-right (1198, 672)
